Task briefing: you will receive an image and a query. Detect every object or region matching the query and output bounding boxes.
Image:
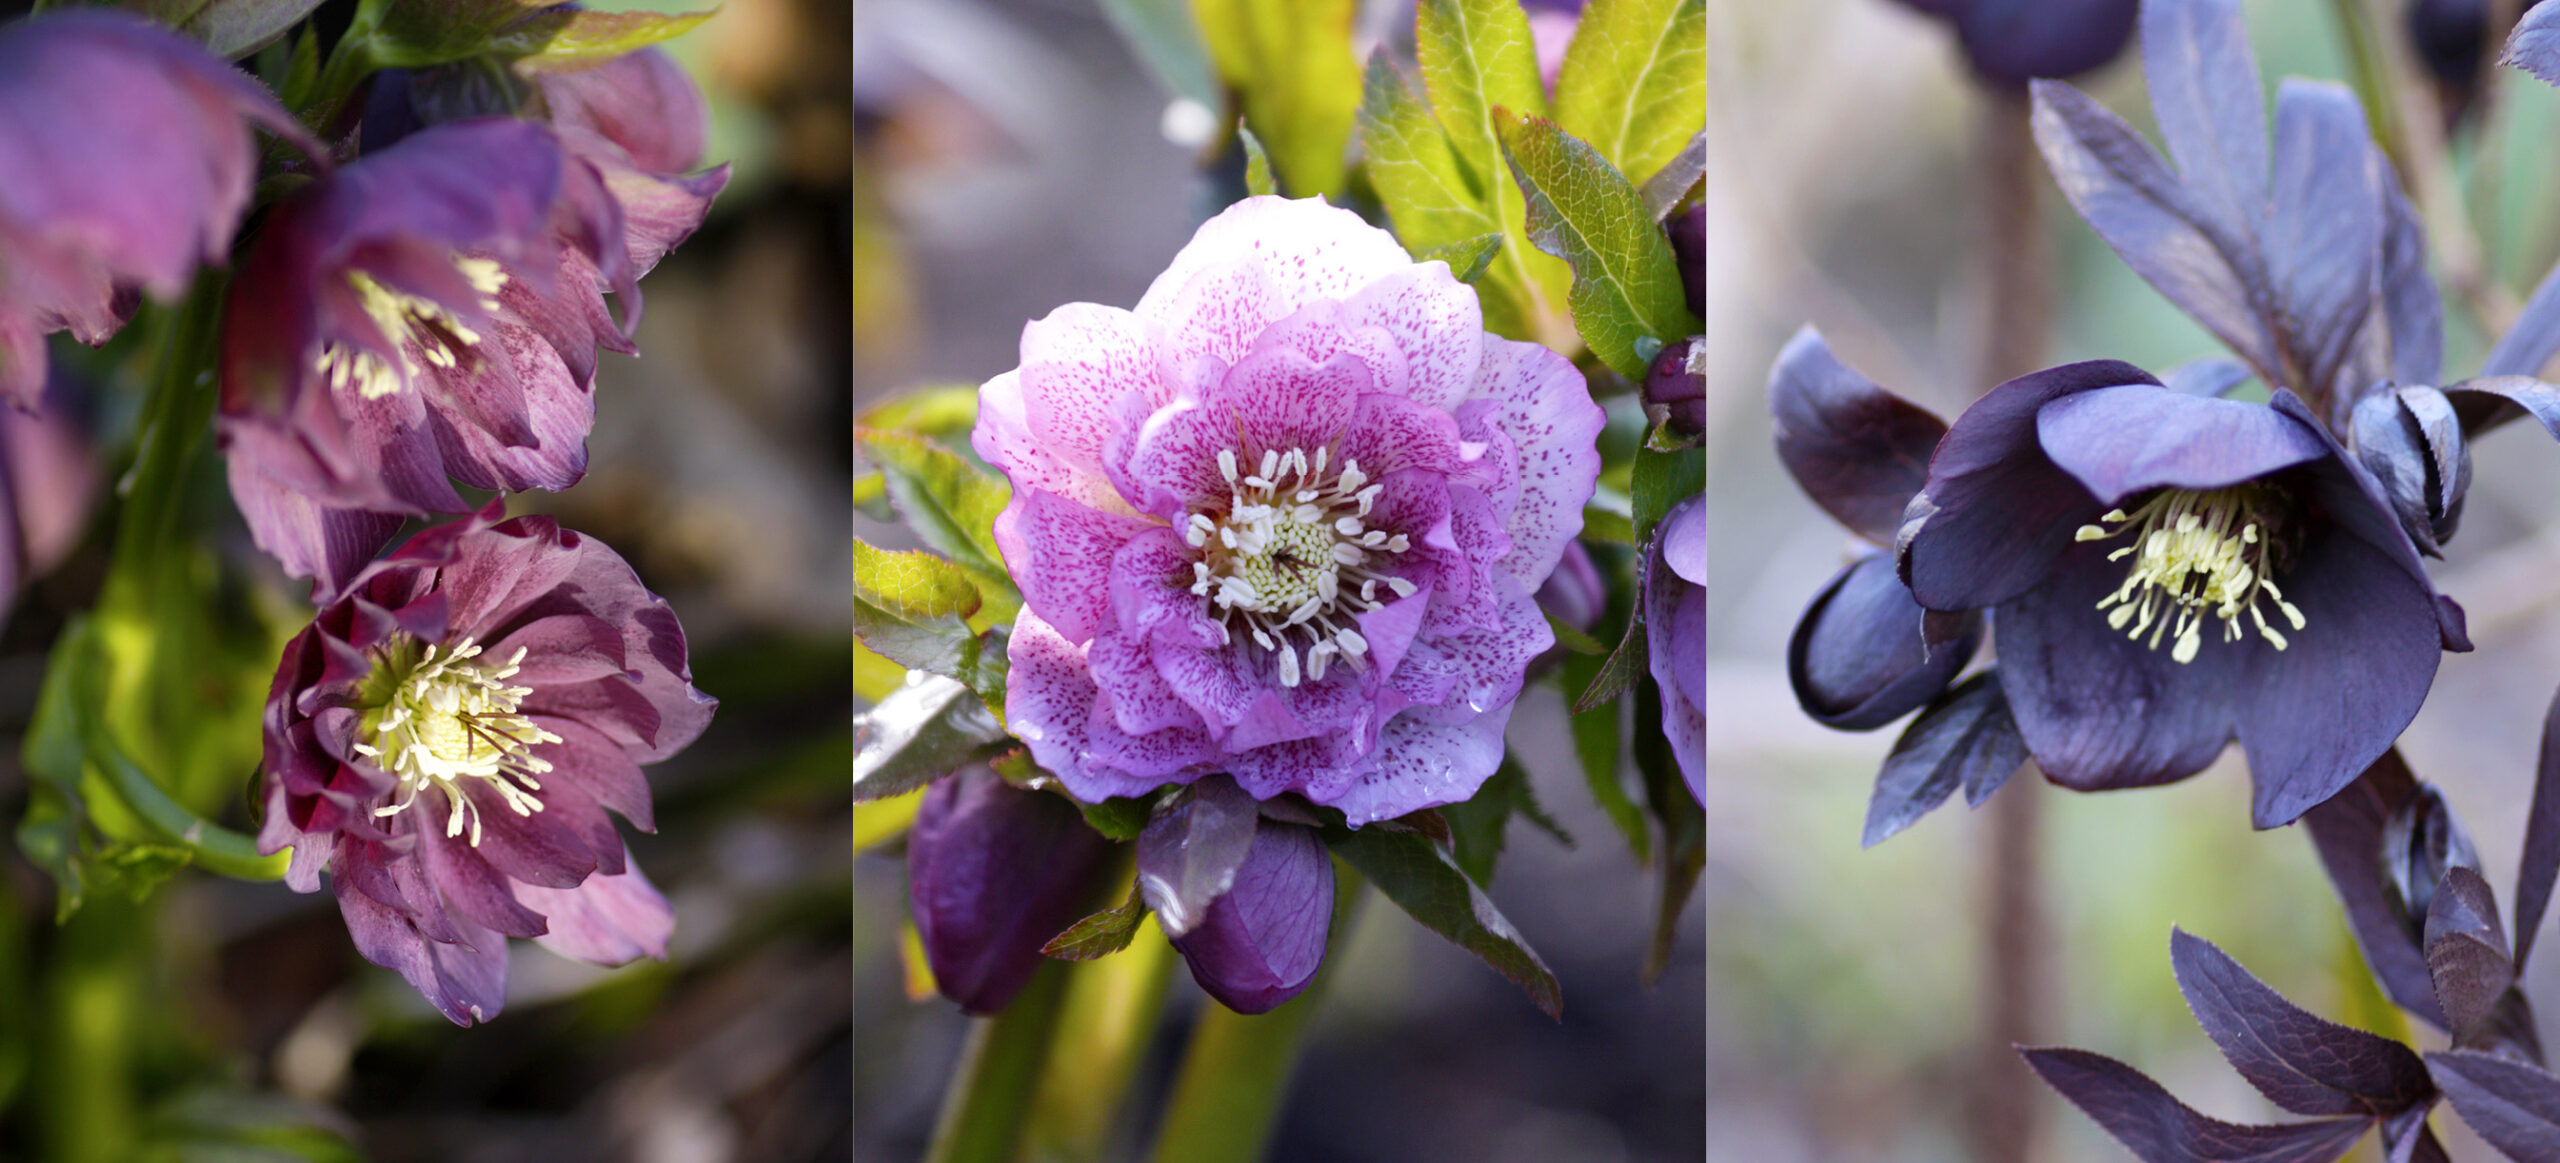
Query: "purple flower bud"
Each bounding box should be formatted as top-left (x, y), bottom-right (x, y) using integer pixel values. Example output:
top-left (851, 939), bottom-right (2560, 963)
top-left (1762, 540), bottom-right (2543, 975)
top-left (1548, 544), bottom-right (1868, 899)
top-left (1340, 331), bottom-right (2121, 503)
top-left (1165, 818), bottom-right (1333, 1014)
top-left (906, 769), bottom-right (1116, 1014)
top-left (1889, 0), bottom-right (2139, 87)
top-left (0, 11), bottom-right (317, 407)
top-left (1534, 539), bottom-right (1604, 633)
top-left (257, 502), bottom-right (716, 1025)
top-left (1668, 201), bottom-right (1703, 320)
top-left (1645, 338), bottom-right (1704, 438)
top-left (1646, 496), bottom-right (1704, 805)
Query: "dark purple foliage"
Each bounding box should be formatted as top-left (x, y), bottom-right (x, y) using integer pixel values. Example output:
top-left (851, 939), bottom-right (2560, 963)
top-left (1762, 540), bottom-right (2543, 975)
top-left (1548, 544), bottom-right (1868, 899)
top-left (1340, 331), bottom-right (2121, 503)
top-left (907, 768), bottom-right (1116, 1014)
top-left (2423, 866), bottom-right (2516, 1046)
top-left (2169, 928), bottom-right (2434, 1117)
top-left (2519, 681), bottom-right (2560, 971)
top-left (2351, 386), bottom-right (2467, 556)
top-left (2427, 1050), bottom-right (2560, 1163)
top-left (2021, 1047), bottom-right (2375, 1163)
top-left (1860, 671), bottom-right (2028, 846)
top-left (1889, 0), bottom-right (2139, 86)
top-left (2303, 752), bottom-right (2453, 1029)
top-left (2504, 0), bottom-right (2560, 87)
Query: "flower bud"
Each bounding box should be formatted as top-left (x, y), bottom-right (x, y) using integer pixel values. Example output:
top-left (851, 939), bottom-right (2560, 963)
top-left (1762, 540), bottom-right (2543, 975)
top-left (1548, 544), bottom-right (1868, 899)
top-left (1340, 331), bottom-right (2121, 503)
top-left (1166, 818), bottom-right (1333, 1014)
top-left (907, 768), bottom-right (1115, 1014)
top-left (1534, 539), bottom-right (1605, 633)
top-left (1668, 201), bottom-right (1703, 319)
top-left (1887, 0), bottom-right (2138, 87)
top-left (1645, 338), bottom-right (1704, 439)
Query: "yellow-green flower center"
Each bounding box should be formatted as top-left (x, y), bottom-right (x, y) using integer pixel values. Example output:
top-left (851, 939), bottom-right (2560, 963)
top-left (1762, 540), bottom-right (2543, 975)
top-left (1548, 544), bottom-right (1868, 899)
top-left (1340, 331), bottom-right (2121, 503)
top-left (314, 257), bottom-right (508, 400)
top-left (1184, 445), bottom-right (1417, 688)
top-left (2074, 486), bottom-right (2304, 664)
top-left (353, 634), bottom-right (561, 846)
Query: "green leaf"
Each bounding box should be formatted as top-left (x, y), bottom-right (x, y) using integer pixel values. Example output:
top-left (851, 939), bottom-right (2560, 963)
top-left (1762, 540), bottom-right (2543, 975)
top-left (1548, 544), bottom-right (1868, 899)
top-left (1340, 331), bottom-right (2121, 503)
top-left (176, 0), bottom-right (326, 58)
top-left (1560, 594), bottom-right (1648, 861)
top-left (1413, 0), bottom-right (1570, 343)
top-left (1438, 753), bottom-right (1569, 887)
top-left (1551, 0), bottom-right (1704, 188)
top-left (852, 427), bottom-right (1014, 596)
top-left (1499, 112), bottom-right (1698, 378)
top-left (1079, 795), bottom-right (1156, 842)
top-left (1545, 611), bottom-right (1607, 656)
top-left (1573, 615), bottom-right (1647, 715)
top-left (488, 6), bottom-right (713, 70)
top-left (852, 673), bottom-right (1007, 802)
top-left (1415, 233), bottom-right (1504, 285)
top-left (372, 0), bottom-right (560, 67)
top-left (1331, 823), bottom-right (1561, 1017)
top-left (1043, 882), bottom-right (1152, 960)
top-left (1630, 441), bottom-right (1704, 547)
top-left (1193, 0), bottom-right (1361, 197)
top-left (1239, 122), bottom-right (1280, 196)
top-left (852, 540), bottom-right (982, 622)
top-left (1099, 0), bottom-right (1222, 108)
top-left (851, 594), bottom-right (1009, 708)
top-left (857, 385), bottom-right (982, 439)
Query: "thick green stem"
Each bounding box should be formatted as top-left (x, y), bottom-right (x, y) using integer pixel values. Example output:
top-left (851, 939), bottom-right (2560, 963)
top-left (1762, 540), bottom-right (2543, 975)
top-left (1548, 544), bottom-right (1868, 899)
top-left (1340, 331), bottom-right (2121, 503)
top-left (925, 960), bottom-right (1072, 1163)
top-left (38, 895), bottom-right (144, 1163)
top-left (1025, 920), bottom-right (1180, 1162)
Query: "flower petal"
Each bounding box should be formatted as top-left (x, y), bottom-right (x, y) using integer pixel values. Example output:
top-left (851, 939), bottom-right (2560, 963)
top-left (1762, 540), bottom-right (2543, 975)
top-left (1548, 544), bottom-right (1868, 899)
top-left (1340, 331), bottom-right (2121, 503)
top-left (1788, 551), bottom-right (1978, 730)
top-left (1461, 335), bottom-right (1603, 586)
top-left (519, 858), bottom-right (674, 966)
top-left (995, 489), bottom-right (1156, 645)
top-left (2036, 384), bottom-right (2328, 503)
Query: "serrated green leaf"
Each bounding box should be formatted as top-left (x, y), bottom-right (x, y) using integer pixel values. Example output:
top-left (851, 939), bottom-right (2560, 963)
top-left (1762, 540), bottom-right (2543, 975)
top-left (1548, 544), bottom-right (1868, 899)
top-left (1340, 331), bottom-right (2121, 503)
top-left (1551, 0), bottom-right (1703, 188)
top-left (857, 385), bottom-right (982, 438)
top-left (1100, 0), bottom-right (1221, 108)
top-left (1080, 795), bottom-right (1155, 841)
top-left (1239, 122), bottom-right (1280, 196)
top-left (1193, 0), bottom-right (1360, 197)
top-left (373, 0), bottom-right (565, 67)
top-left (1439, 753), bottom-right (1566, 887)
top-left (851, 540), bottom-right (982, 622)
top-left (489, 7), bottom-right (713, 71)
top-left (1043, 882), bottom-right (1152, 960)
top-left (1545, 611), bottom-right (1607, 655)
top-left (853, 427), bottom-right (1013, 594)
top-left (1574, 614), bottom-right (1648, 715)
top-left (176, 0), bottom-right (326, 58)
top-left (1414, 0), bottom-right (1571, 344)
top-left (852, 673), bottom-right (1008, 802)
top-left (1500, 112), bottom-right (1698, 379)
top-left (1561, 607), bottom-right (1647, 862)
top-left (1415, 232), bottom-right (1505, 285)
top-left (1330, 823), bottom-right (1561, 1018)
top-left (851, 594), bottom-right (1009, 708)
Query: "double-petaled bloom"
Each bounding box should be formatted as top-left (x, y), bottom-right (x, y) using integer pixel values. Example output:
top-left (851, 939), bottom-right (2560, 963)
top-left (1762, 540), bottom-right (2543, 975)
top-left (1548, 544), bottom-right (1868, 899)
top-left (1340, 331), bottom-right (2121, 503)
top-left (977, 195), bottom-right (1605, 826)
top-left (257, 505), bottom-right (715, 1024)
top-left (219, 63), bottom-right (726, 595)
top-left (0, 11), bottom-right (314, 407)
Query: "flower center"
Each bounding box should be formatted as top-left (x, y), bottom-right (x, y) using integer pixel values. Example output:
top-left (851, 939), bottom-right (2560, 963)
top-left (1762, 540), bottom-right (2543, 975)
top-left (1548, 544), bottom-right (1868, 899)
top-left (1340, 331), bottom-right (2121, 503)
top-left (1184, 445), bottom-right (1416, 688)
top-left (353, 634), bottom-right (562, 846)
top-left (2073, 485), bottom-right (2305, 664)
top-left (314, 257), bottom-right (508, 400)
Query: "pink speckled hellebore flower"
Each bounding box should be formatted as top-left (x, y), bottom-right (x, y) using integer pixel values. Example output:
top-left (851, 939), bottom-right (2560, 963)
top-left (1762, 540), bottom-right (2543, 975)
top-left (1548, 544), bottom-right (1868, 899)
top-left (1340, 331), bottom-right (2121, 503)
top-left (257, 504), bottom-right (715, 1025)
top-left (0, 11), bottom-right (317, 406)
top-left (975, 195), bottom-right (1606, 826)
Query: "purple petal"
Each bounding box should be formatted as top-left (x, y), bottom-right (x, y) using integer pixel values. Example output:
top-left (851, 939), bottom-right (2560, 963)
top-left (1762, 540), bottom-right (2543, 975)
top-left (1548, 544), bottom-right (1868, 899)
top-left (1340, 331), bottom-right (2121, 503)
top-left (974, 368), bottom-right (1131, 514)
top-left (1007, 610), bottom-right (1166, 802)
top-left (1132, 196), bottom-right (1418, 373)
top-left (1787, 551), bottom-right (1979, 731)
top-left (532, 715), bottom-right (654, 833)
top-left (2034, 385), bottom-right (2329, 503)
top-left (1317, 711), bottom-right (1507, 826)
top-left (519, 859), bottom-right (673, 966)
top-left (2267, 79), bottom-right (2384, 404)
top-left (1020, 302), bottom-right (1176, 477)
top-left (1167, 819), bottom-right (1333, 1013)
top-left (1337, 261), bottom-right (1484, 412)
top-left (1766, 326), bottom-right (1948, 546)
top-left (2140, 0), bottom-right (2270, 240)
top-left (907, 768), bottom-right (1117, 1014)
top-left (995, 489), bottom-right (1156, 645)
top-left (1463, 334), bottom-right (1603, 586)
top-left (537, 48), bottom-right (709, 175)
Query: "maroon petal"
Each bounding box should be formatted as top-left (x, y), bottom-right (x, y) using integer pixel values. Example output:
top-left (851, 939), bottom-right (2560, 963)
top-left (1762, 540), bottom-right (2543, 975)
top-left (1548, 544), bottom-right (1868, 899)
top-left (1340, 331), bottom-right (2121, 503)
top-left (414, 808), bottom-right (549, 939)
top-left (536, 48), bottom-right (709, 175)
top-left (532, 715), bottom-right (654, 833)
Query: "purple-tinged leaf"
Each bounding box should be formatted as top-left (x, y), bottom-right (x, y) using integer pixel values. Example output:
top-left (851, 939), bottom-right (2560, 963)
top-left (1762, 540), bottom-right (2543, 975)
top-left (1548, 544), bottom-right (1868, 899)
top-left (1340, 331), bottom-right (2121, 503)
top-left (1765, 326), bottom-right (1947, 546)
top-left (2353, 387), bottom-right (2469, 557)
top-left (2446, 375), bottom-right (2560, 443)
top-left (2503, 2), bottom-right (2560, 88)
top-left (2424, 865), bottom-right (2516, 1047)
top-left (2379, 175), bottom-right (2443, 391)
top-left (2021, 1047), bottom-right (2375, 1163)
top-left (2141, 0), bottom-right (2270, 241)
top-left (1330, 822), bottom-right (1562, 1019)
top-left (2427, 1049), bottom-right (2560, 1162)
top-left (1135, 774), bottom-right (1262, 939)
top-left (2266, 79), bottom-right (2384, 409)
top-left (2029, 80), bottom-right (2282, 383)
top-left (2479, 989), bottom-right (2549, 1067)
top-left (1044, 880), bottom-right (1149, 961)
top-left (1789, 552), bottom-right (1980, 732)
top-left (2301, 750), bottom-right (2449, 1029)
top-left (2384, 783), bottom-right (2484, 949)
top-left (2380, 1101), bottom-right (2449, 1163)
top-left (2485, 263), bottom-right (2560, 382)
top-left (1862, 672), bottom-right (2028, 847)
top-left (2170, 928), bottom-right (2434, 1118)
top-left (2520, 680), bottom-right (2560, 972)
top-left (2165, 357), bottom-right (2255, 398)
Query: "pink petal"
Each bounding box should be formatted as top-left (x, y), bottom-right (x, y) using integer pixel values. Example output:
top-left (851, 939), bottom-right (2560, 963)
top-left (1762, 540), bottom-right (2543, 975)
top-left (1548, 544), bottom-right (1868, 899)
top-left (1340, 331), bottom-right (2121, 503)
top-left (519, 857), bottom-right (673, 966)
top-left (1462, 336), bottom-right (1603, 588)
top-left (1133, 195), bottom-right (1415, 371)
top-left (995, 489), bottom-right (1156, 645)
top-left (1021, 302), bottom-right (1175, 475)
top-left (1318, 711), bottom-right (1508, 826)
top-left (1339, 262), bottom-right (1485, 412)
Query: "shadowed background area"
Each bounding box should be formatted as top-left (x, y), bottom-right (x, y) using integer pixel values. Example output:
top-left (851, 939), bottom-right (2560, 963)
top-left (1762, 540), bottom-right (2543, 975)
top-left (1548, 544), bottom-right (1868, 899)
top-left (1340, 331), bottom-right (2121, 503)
top-left (851, 0), bottom-right (1703, 1159)
top-left (1711, 0), bottom-right (2560, 1158)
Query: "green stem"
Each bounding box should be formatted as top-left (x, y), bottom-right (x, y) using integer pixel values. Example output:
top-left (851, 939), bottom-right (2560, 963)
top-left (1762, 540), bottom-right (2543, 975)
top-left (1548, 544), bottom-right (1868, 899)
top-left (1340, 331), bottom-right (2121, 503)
top-left (1147, 869), bottom-right (1366, 1163)
top-left (38, 895), bottom-right (144, 1163)
top-left (925, 960), bottom-right (1073, 1163)
top-left (1025, 920), bottom-right (1179, 1162)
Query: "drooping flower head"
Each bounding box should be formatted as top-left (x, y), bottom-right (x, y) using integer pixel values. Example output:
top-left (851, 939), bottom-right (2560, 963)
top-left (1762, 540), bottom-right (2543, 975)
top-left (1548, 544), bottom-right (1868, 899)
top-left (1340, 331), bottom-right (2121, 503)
top-left (257, 504), bottom-right (716, 1025)
top-left (1888, 0), bottom-right (2141, 85)
top-left (906, 766), bottom-right (1116, 1014)
top-left (0, 10), bottom-right (317, 406)
top-left (977, 195), bottom-right (1605, 825)
top-left (1897, 365), bottom-right (2466, 827)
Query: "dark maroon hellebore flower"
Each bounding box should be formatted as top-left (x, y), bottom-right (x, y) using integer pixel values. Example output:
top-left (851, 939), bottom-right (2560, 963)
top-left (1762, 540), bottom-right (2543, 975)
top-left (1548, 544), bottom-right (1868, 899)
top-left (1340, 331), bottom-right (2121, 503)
top-left (906, 768), bottom-right (1116, 1014)
top-left (1896, 362), bottom-right (2467, 828)
top-left (0, 11), bottom-right (317, 408)
top-left (1888, 0), bottom-right (2139, 85)
top-left (257, 504), bottom-right (716, 1025)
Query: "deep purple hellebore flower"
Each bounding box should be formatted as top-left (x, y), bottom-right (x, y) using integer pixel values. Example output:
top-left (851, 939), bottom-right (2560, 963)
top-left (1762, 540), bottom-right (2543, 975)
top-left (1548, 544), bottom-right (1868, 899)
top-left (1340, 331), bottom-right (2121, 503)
top-left (1896, 363), bottom-right (2467, 828)
top-left (218, 112), bottom-right (723, 596)
top-left (1648, 495), bottom-right (1704, 805)
top-left (978, 195), bottom-right (1606, 826)
top-left (257, 503), bottom-right (716, 1025)
top-left (1159, 814), bottom-right (1333, 1014)
top-left (0, 11), bottom-right (316, 407)
top-left (1889, 0), bottom-right (2140, 85)
top-left (906, 767), bottom-right (1116, 1014)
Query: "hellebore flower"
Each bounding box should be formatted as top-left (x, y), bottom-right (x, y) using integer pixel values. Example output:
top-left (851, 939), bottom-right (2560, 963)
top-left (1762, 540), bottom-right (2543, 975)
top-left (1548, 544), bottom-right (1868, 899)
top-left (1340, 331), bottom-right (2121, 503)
top-left (1157, 812), bottom-right (1333, 1014)
top-left (978, 195), bottom-right (1606, 826)
top-left (1648, 495), bottom-right (1704, 805)
top-left (1896, 363), bottom-right (2466, 827)
top-left (1769, 328), bottom-right (1983, 733)
top-left (0, 377), bottom-right (98, 626)
top-left (906, 767), bottom-right (1116, 1014)
top-left (256, 504), bottom-right (716, 1025)
top-left (534, 48), bottom-right (714, 177)
top-left (219, 112), bottom-right (724, 596)
top-left (0, 11), bottom-right (316, 407)
top-left (1888, 0), bottom-right (2140, 85)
